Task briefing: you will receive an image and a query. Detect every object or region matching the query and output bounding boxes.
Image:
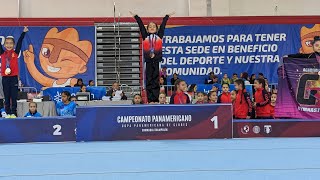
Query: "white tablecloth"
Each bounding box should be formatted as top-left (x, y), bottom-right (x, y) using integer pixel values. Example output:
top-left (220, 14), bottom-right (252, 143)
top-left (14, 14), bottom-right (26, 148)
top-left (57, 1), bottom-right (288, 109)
top-left (77, 100), bottom-right (132, 106)
top-left (17, 101), bottom-right (57, 117)
top-left (17, 100), bottom-right (132, 117)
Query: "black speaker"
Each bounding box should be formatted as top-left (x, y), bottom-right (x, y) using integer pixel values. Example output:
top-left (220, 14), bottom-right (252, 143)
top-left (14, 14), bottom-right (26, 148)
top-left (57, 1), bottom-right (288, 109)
top-left (17, 92), bottom-right (28, 100)
top-left (42, 95), bottom-right (51, 101)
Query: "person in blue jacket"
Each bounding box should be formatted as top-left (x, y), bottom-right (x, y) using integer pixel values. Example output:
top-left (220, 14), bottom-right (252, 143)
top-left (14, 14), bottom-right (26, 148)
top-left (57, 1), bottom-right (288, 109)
top-left (56, 91), bottom-right (76, 116)
top-left (24, 102), bottom-right (42, 117)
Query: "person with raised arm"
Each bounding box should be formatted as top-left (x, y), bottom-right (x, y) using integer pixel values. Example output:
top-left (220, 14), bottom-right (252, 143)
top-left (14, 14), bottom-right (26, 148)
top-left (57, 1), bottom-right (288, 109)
top-left (1, 26), bottom-right (28, 118)
top-left (130, 11), bottom-right (175, 103)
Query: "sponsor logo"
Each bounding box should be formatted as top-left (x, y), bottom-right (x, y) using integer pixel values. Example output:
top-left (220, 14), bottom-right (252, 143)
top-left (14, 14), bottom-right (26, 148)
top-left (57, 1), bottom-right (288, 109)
top-left (252, 126), bottom-right (260, 134)
top-left (264, 125), bottom-right (272, 134)
top-left (241, 125), bottom-right (250, 134)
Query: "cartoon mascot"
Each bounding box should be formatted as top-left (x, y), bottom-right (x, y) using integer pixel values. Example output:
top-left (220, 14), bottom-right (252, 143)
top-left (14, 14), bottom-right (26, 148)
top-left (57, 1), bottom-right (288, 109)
top-left (23, 27), bottom-right (92, 88)
top-left (299, 24), bottom-right (320, 54)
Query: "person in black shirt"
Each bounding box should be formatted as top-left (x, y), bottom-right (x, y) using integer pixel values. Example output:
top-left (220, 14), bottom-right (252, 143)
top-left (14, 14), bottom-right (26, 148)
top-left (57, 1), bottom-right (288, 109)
top-left (88, 80), bottom-right (94, 87)
top-left (205, 72), bottom-right (218, 84)
top-left (249, 74), bottom-right (256, 84)
top-left (258, 73), bottom-right (264, 80)
top-left (170, 73), bottom-right (179, 85)
top-left (130, 11), bottom-right (175, 103)
top-left (74, 78), bottom-right (84, 87)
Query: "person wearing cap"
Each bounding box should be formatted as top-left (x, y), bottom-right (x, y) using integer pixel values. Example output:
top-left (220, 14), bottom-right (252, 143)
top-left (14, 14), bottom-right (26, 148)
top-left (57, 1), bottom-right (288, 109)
top-left (289, 36), bottom-right (320, 63)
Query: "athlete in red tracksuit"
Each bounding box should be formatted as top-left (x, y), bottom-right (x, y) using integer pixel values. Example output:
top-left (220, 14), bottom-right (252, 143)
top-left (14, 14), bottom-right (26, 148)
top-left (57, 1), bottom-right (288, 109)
top-left (1, 27), bottom-right (28, 117)
top-left (131, 11), bottom-right (174, 103)
top-left (170, 91), bottom-right (191, 104)
top-left (218, 92), bottom-right (232, 103)
top-left (170, 79), bottom-right (191, 104)
top-left (233, 79), bottom-right (252, 119)
top-left (254, 88), bottom-right (271, 118)
top-left (230, 90), bottom-right (237, 118)
top-left (269, 93), bottom-right (277, 118)
top-left (218, 83), bottom-right (232, 103)
top-left (269, 104), bottom-right (275, 118)
top-left (253, 79), bottom-right (271, 118)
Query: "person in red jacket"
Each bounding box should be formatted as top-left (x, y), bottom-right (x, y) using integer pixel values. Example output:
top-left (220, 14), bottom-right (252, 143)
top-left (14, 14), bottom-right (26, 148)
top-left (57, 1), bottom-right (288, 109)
top-left (234, 79), bottom-right (252, 119)
top-left (230, 90), bottom-right (237, 118)
top-left (269, 93), bottom-right (277, 118)
top-left (1, 26), bottom-right (28, 118)
top-left (218, 83), bottom-right (232, 103)
top-left (170, 79), bottom-right (191, 104)
top-left (253, 78), bottom-right (271, 119)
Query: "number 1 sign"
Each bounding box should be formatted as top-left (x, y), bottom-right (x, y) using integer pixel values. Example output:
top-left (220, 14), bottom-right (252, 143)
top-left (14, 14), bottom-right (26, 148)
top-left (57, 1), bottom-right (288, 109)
top-left (76, 104), bottom-right (233, 141)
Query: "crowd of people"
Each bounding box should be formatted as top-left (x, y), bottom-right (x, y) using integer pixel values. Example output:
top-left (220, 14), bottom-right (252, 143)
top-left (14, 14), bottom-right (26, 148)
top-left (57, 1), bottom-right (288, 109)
top-left (0, 49), bottom-right (278, 118)
top-left (131, 71), bottom-right (278, 119)
top-left (0, 71), bottom-right (277, 119)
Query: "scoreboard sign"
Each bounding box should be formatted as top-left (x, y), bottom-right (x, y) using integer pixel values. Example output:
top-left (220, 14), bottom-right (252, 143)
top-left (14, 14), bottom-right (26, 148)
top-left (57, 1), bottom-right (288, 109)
top-left (76, 104), bottom-right (233, 141)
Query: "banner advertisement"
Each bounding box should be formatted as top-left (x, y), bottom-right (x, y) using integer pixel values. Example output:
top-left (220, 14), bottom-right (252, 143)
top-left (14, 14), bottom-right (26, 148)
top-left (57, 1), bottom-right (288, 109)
top-left (276, 57), bottom-right (320, 119)
top-left (162, 24), bottom-right (320, 84)
top-left (76, 104), bottom-right (233, 141)
top-left (0, 26), bottom-right (95, 90)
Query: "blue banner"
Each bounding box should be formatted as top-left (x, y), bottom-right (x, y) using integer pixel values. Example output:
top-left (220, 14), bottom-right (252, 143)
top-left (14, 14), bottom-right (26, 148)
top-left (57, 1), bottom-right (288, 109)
top-left (0, 26), bottom-right (95, 90)
top-left (0, 117), bottom-right (76, 143)
top-left (162, 24), bottom-right (320, 84)
top-left (43, 87), bottom-right (106, 103)
top-left (76, 104), bottom-right (233, 141)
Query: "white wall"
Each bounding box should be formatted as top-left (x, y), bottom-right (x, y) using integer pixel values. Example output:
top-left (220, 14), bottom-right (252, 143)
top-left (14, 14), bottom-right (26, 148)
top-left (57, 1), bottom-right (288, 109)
top-left (275, 0), bottom-right (320, 16)
top-left (212, 0), bottom-right (230, 16)
top-left (229, 0), bottom-right (320, 16)
top-left (20, 0), bottom-right (189, 17)
top-left (0, 0), bottom-right (319, 18)
top-left (0, 0), bottom-right (18, 17)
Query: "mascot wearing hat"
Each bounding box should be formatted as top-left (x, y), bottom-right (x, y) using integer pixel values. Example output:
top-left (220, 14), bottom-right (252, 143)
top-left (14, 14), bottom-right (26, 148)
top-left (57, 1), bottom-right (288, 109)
top-left (23, 28), bottom-right (92, 88)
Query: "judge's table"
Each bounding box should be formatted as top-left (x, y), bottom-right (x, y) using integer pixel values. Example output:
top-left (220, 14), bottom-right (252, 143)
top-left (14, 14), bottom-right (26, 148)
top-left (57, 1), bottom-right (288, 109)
top-left (17, 100), bottom-right (132, 117)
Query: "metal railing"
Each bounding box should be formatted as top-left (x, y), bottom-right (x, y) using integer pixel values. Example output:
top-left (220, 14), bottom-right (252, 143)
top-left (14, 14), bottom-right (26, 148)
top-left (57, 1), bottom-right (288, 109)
top-left (101, 83), bottom-right (279, 100)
